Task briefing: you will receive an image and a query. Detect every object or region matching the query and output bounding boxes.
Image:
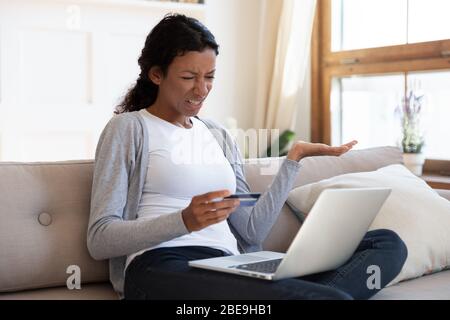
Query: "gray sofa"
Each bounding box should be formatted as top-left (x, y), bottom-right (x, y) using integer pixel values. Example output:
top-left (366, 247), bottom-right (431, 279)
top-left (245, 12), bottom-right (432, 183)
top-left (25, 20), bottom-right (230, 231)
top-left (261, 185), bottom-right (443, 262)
top-left (1, 146), bottom-right (449, 299)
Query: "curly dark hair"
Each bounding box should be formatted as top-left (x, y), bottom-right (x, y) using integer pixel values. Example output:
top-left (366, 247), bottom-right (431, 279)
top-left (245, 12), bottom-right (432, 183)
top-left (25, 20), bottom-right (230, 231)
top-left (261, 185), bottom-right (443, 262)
top-left (115, 14), bottom-right (219, 114)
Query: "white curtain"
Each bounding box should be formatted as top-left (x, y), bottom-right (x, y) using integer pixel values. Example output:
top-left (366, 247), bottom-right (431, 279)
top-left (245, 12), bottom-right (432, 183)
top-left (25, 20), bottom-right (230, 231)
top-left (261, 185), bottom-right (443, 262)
top-left (254, 0), bottom-right (317, 132)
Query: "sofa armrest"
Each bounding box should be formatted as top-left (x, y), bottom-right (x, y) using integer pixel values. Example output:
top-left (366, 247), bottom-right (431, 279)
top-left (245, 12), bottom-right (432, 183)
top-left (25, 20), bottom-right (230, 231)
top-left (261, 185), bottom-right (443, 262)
top-left (436, 189), bottom-right (450, 201)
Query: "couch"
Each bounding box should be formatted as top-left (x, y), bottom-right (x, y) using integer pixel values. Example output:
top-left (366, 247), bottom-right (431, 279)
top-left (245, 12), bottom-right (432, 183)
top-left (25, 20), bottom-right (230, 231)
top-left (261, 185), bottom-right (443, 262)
top-left (1, 146), bottom-right (449, 300)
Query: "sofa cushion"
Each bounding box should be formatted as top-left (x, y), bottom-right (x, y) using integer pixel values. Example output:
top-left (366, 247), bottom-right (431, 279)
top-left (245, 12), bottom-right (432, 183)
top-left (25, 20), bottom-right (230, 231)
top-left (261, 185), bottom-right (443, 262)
top-left (287, 164), bottom-right (450, 286)
top-left (244, 146), bottom-right (403, 193)
top-left (0, 161), bottom-right (109, 293)
top-left (262, 205), bottom-right (302, 252)
top-left (0, 283), bottom-right (118, 300)
top-left (371, 269), bottom-right (450, 300)
top-left (437, 189), bottom-right (450, 202)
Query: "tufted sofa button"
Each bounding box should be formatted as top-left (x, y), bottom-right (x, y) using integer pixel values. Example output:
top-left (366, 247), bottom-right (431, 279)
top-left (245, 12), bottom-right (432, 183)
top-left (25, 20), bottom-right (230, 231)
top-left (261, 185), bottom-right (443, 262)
top-left (38, 212), bottom-right (52, 226)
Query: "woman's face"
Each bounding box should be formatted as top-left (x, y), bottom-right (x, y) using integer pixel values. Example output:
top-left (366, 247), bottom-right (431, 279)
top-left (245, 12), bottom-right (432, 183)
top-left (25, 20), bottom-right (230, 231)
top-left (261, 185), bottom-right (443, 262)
top-left (150, 48), bottom-right (216, 117)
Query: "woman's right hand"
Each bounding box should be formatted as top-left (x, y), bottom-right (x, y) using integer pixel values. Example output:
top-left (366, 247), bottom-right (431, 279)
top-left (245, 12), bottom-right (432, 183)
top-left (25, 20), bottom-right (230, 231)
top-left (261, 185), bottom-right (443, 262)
top-left (287, 140), bottom-right (358, 162)
top-left (181, 190), bottom-right (240, 232)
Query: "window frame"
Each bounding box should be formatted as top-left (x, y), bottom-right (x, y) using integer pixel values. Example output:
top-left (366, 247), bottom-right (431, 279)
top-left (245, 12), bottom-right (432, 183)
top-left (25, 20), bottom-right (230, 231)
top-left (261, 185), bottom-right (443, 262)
top-left (311, 0), bottom-right (450, 172)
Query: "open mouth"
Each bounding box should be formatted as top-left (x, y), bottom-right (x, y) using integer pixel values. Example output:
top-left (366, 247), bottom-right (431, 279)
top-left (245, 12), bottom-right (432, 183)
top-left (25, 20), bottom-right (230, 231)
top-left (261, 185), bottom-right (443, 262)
top-left (186, 99), bottom-right (204, 107)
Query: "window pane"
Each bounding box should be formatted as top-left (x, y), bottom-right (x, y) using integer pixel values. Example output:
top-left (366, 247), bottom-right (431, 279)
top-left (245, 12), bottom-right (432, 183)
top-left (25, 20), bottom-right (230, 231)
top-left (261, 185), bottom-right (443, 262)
top-left (332, 0), bottom-right (407, 51)
top-left (332, 0), bottom-right (450, 51)
top-left (331, 74), bottom-right (404, 149)
top-left (408, 71), bottom-right (450, 160)
top-left (408, 0), bottom-right (450, 43)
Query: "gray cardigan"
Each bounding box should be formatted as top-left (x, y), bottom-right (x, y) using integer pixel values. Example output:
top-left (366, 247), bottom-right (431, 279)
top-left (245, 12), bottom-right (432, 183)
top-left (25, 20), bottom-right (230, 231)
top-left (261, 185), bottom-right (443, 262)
top-left (87, 111), bottom-right (302, 297)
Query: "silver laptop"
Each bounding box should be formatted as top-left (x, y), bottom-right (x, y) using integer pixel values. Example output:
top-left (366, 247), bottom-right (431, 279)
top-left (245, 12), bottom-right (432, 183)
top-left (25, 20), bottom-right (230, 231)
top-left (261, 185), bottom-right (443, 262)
top-left (189, 187), bottom-right (391, 280)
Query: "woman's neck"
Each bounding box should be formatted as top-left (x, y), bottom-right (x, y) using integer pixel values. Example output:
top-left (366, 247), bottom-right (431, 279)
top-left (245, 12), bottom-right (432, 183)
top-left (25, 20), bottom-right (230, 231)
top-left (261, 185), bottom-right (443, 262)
top-left (146, 103), bottom-right (192, 129)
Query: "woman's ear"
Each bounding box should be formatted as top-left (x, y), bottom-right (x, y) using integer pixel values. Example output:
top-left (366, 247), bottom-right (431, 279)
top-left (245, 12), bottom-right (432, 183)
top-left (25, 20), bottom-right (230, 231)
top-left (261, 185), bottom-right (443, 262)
top-left (148, 66), bottom-right (163, 85)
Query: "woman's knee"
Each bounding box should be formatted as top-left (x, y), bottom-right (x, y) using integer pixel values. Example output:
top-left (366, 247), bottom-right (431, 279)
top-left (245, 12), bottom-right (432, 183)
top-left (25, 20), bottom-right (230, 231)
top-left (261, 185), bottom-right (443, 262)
top-left (377, 229), bottom-right (407, 254)
top-left (372, 229), bottom-right (408, 271)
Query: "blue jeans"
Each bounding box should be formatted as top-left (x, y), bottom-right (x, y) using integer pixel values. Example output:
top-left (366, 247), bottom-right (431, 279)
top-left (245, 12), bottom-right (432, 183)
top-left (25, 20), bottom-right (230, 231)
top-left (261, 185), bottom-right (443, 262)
top-left (124, 229), bottom-right (407, 300)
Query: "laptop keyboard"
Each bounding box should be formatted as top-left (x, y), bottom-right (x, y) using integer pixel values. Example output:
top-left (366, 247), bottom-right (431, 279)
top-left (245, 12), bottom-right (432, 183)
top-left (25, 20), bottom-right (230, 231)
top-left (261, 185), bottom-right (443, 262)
top-left (234, 259), bottom-right (283, 274)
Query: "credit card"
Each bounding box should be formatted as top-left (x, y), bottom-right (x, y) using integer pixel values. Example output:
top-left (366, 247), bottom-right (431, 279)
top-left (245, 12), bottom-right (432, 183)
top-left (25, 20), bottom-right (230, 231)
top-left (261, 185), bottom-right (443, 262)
top-left (224, 193), bottom-right (261, 207)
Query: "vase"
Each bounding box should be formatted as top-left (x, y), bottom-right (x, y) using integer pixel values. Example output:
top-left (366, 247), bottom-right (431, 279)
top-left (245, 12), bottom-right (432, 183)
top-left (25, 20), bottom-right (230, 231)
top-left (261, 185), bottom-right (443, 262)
top-left (403, 153), bottom-right (425, 176)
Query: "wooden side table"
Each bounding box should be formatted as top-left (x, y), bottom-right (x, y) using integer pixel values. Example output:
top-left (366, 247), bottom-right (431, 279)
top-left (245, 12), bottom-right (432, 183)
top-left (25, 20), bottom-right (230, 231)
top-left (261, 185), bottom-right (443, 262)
top-left (422, 173), bottom-right (450, 190)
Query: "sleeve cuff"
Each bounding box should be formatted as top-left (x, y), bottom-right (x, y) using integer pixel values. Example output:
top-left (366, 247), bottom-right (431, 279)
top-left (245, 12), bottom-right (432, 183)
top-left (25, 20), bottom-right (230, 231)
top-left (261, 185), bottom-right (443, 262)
top-left (175, 210), bottom-right (190, 235)
top-left (168, 209), bottom-right (191, 236)
top-left (283, 157), bottom-right (303, 171)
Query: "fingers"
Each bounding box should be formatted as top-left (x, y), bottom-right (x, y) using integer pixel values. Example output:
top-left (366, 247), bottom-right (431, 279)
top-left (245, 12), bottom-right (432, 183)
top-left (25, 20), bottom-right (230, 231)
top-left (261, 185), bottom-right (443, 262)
top-left (343, 140), bottom-right (358, 148)
top-left (331, 147), bottom-right (348, 155)
top-left (205, 207), bottom-right (238, 223)
top-left (293, 140), bottom-right (358, 160)
top-left (203, 199), bottom-right (240, 223)
top-left (183, 191), bottom-right (239, 232)
top-left (325, 145), bottom-right (351, 156)
top-left (193, 189), bottom-right (231, 205)
top-left (334, 140), bottom-right (358, 155)
top-left (201, 199), bottom-right (240, 211)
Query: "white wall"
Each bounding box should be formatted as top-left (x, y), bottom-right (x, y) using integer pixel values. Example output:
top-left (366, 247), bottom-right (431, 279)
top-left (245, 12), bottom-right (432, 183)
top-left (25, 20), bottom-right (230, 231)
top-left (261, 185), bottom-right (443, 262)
top-left (0, 0), bottom-right (205, 161)
top-left (202, 0), bottom-right (311, 143)
top-left (294, 61), bottom-right (312, 142)
top-left (201, 0), bottom-right (262, 131)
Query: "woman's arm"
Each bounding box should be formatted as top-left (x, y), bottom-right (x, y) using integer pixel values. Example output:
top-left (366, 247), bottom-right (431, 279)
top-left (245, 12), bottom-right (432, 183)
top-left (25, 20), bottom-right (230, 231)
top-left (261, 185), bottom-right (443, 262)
top-left (87, 115), bottom-right (189, 260)
top-left (228, 149), bottom-right (301, 247)
top-left (228, 138), bottom-right (357, 247)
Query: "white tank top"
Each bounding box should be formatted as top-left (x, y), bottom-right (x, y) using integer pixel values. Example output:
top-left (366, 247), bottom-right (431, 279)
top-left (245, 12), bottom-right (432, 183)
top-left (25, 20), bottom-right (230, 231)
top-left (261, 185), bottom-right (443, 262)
top-left (125, 109), bottom-right (240, 270)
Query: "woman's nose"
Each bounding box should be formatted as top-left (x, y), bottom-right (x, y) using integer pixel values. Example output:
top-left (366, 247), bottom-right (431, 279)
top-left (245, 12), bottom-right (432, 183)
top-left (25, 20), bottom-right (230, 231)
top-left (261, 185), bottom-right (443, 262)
top-left (194, 79), bottom-right (209, 97)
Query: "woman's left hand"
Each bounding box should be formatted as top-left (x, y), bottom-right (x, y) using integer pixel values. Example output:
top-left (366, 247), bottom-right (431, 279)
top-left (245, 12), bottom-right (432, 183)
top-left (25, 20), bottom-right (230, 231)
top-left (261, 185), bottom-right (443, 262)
top-left (287, 140), bottom-right (358, 162)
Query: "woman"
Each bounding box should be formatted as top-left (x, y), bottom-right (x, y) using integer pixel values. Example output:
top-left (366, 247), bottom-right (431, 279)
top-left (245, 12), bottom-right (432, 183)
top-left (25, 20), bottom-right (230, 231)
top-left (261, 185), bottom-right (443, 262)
top-left (87, 14), bottom-right (407, 300)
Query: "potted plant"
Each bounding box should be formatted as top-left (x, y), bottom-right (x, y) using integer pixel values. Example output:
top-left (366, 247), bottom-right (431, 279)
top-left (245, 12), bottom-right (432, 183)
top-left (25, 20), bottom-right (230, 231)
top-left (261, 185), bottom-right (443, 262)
top-left (264, 130), bottom-right (296, 157)
top-left (397, 88), bottom-right (426, 176)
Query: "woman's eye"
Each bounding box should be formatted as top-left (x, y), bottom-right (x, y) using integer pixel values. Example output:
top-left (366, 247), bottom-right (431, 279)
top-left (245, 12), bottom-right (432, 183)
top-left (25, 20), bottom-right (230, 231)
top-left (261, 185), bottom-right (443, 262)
top-left (181, 76), bottom-right (215, 80)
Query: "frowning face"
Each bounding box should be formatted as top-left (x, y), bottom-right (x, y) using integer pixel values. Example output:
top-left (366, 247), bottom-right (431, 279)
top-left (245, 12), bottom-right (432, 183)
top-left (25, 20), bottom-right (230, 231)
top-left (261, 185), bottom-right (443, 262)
top-left (149, 48), bottom-right (216, 117)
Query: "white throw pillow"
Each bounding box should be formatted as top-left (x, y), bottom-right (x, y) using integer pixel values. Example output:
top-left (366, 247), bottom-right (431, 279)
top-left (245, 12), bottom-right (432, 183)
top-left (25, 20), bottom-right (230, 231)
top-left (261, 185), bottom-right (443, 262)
top-left (287, 164), bottom-right (450, 285)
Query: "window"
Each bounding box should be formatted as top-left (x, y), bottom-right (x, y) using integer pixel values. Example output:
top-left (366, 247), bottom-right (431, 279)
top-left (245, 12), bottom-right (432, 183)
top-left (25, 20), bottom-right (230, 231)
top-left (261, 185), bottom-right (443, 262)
top-left (330, 74), bottom-right (404, 148)
top-left (312, 0), bottom-right (450, 163)
top-left (331, 0), bottom-right (450, 51)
